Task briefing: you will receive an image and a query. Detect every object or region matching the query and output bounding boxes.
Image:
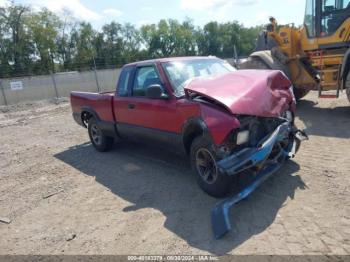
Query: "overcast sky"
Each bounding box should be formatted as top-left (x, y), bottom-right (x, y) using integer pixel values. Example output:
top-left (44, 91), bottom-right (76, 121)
top-left (5, 0), bottom-right (306, 28)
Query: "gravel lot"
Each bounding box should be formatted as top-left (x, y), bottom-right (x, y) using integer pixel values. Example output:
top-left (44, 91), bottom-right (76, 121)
top-left (0, 92), bottom-right (349, 255)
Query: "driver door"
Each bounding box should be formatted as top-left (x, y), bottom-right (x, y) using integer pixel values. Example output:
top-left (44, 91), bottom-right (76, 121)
top-left (113, 64), bottom-right (182, 145)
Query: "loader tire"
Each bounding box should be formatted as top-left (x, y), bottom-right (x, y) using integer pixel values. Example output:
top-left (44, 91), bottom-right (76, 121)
top-left (346, 72), bottom-right (350, 103)
top-left (293, 87), bottom-right (310, 101)
top-left (240, 57), bottom-right (270, 70)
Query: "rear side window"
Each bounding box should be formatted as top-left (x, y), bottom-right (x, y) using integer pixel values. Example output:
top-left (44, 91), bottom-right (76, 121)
top-left (117, 67), bottom-right (133, 97)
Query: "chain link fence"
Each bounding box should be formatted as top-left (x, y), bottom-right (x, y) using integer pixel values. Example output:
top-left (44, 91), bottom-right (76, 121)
top-left (0, 58), bottom-right (244, 106)
top-left (0, 68), bottom-right (121, 106)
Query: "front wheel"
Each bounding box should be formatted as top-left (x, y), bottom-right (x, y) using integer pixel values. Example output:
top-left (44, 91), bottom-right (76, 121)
top-left (190, 137), bottom-right (236, 198)
top-left (88, 118), bottom-right (114, 152)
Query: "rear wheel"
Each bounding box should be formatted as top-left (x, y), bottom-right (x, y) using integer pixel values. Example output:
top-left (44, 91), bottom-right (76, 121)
top-left (190, 136), bottom-right (236, 198)
top-left (88, 118), bottom-right (114, 152)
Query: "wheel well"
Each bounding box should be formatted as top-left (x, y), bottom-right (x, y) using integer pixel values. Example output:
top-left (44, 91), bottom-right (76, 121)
top-left (81, 111), bottom-right (93, 127)
top-left (183, 124), bottom-right (204, 154)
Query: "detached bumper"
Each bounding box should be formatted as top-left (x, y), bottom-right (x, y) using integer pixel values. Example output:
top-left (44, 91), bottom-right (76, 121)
top-left (212, 121), bottom-right (307, 239)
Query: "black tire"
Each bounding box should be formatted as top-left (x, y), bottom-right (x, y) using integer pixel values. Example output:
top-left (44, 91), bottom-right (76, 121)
top-left (346, 72), bottom-right (350, 102)
top-left (240, 57), bottom-right (270, 70)
top-left (190, 136), bottom-right (235, 198)
top-left (88, 118), bottom-right (114, 152)
top-left (293, 87), bottom-right (310, 101)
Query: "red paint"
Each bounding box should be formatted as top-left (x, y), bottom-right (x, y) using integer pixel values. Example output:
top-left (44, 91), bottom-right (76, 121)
top-left (71, 57), bottom-right (295, 146)
top-left (200, 104), bottom-right (241, 145)
top-left (113, 96), bottom-right (200, 133)
top-left (70, 91), bottom-right (115, 122)
top-left (185, 70), bottom-right (295, 117)
top-left (319, 94), bottom-right (338, 98)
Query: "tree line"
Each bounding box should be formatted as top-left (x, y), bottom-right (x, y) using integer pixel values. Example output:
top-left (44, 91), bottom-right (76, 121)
top-left (0, 2), bottom-right (263, 77)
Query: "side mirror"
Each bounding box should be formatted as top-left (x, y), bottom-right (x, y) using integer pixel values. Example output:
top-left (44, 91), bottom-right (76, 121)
top-left (146, 84), bottom-right (168, 99)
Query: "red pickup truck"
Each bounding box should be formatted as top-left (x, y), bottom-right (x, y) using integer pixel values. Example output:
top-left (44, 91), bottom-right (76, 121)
top-left (71, 56), bottom-right (305, 198)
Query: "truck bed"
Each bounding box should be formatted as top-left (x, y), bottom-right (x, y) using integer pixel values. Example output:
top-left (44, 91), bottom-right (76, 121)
top-left (70, 91), bottom-right (115, 123)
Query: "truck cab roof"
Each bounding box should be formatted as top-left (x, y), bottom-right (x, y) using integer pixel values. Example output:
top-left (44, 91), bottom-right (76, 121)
top-left (124, 56), bottom-right (219, 67)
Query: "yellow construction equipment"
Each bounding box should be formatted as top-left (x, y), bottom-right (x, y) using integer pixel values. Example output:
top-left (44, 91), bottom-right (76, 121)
top-left (241, 0), bottom-right (350, 101)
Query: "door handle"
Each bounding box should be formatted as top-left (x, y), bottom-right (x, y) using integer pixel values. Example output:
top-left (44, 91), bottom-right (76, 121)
top-left (128, 104), bottom-right (136, 109)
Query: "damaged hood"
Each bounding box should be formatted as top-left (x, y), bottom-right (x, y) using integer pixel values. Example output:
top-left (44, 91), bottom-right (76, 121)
top-left (184, 70), bottom-right (295, 117)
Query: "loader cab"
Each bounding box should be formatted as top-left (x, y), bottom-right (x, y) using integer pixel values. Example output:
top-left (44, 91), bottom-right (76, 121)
top-left (304, 0), bottom-right (350, 38)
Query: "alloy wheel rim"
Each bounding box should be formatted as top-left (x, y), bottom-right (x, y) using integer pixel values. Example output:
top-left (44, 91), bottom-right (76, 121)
top-left (91, 124), bottom-right (102, 145)
top-left (195, 148), bottom-right (218, 185)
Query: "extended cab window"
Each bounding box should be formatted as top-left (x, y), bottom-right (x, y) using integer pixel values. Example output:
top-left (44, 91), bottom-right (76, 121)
top-left (117, 67), bottom-right (133, 97)
top-left (132, 66), bottom-right (162, 97)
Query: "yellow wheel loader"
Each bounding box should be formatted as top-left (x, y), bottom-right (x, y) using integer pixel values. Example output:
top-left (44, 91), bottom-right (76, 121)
top-left (241, 0), bottom-right (350, 101)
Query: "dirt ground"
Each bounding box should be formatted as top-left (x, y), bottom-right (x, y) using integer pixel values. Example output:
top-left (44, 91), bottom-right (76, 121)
top-left (0, 91), bottom-right (349, 256)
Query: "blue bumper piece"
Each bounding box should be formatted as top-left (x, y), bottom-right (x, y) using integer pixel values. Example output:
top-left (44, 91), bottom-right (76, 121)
top-left (217, 122), bottom-right (292, 176)
top-left (212, 122), bottom-right (307, 239)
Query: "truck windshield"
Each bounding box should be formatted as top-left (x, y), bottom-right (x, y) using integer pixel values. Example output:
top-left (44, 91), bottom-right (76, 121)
top-left (162, 59), bottom-right (236, 96)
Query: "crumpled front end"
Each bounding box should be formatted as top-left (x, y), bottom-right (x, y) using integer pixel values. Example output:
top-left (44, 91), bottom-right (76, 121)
top-left (218, 120), bottom-right (300, 176)
top-left (184, 70), bottom-right (296, 118)
top-left (211, 117), bottom-right (307, 239)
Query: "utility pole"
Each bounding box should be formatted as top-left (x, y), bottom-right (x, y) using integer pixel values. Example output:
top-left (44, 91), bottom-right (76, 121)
top-left (234, 45), bottom-right (239, 68)
top-left (93, 56), bottom-right (101, 93)
top-left (50, 72), bottom-right (59, 100)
